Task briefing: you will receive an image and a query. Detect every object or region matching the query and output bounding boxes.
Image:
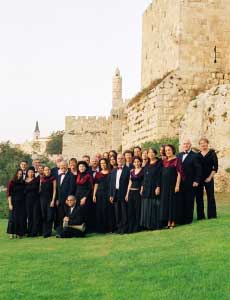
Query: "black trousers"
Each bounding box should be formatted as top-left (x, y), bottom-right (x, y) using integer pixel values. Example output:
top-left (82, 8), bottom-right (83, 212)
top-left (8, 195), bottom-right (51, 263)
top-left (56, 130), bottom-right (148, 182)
top-left (114, 192), bottom-right (128, 233)
top-left (56, 203), bottom-right (67, 235)
top-left (26, 197), bottom-right (41, 236)
top-left (195, 179), bottom-right (217, 219)
top-left (180, 182), bottom-right (196, 224)
top-left (40, 198), bottom-right (55, 236)
top-left (60, 227), bottom-right (85, 238)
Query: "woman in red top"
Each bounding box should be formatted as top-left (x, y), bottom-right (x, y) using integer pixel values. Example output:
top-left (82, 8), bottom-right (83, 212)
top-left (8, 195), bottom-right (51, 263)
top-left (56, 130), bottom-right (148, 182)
top-left (75, 161), bottom-right (94, 231)
top-left (160, 144), bottom-right (184, 229)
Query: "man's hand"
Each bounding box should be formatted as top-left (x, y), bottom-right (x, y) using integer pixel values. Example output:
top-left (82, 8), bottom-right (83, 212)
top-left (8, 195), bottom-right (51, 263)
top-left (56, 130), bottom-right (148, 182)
top-left (109, 197), bottom-right (113, 204)
top-left (192, 182), bottom-right (199, 187)
top-left (9, 203), bottom-right (13, 211)
top-left (63, 217), bottom-right (69, 222)
top-left (56, 200), bottom-right (59, 207)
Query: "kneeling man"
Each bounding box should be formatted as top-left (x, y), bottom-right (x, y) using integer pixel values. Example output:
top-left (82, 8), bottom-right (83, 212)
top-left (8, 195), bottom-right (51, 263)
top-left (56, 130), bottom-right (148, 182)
top-left (59, 195), bottom-right (86, 238)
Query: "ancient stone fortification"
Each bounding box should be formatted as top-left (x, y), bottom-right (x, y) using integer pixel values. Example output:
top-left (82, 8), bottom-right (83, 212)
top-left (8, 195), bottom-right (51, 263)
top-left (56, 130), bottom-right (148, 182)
top-left (63, 0), bottom-right (230, 190)
top-left (123, 0), bottom-right (230, 147)
top-left (62, 68), bottom-right (124, 159)
top-left (180, 85), bottom-right (230, 192)
top-left (62, 116), bottom-right (112, 159)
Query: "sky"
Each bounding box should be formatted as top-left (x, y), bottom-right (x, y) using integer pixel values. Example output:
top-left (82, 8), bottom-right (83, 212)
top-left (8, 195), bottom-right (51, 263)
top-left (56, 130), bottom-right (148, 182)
top-left (0, 0), bottom-right (151, 143)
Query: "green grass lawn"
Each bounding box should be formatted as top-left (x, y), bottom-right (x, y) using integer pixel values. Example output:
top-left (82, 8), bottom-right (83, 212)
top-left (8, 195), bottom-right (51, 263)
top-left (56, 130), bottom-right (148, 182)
top-left (0, 193), bottom-right (229, 300)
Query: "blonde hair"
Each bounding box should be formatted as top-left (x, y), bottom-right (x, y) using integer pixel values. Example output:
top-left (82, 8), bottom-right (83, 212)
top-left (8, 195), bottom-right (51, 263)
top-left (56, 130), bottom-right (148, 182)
top-left (199, 137), bottom-right (209, 144)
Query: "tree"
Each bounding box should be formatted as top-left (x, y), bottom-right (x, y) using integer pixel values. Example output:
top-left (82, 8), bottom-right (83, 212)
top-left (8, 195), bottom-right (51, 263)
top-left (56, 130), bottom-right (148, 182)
top-left (0, 142), bottom-right (32, 186)
top-left (46, 131), bottom-right (64, 155)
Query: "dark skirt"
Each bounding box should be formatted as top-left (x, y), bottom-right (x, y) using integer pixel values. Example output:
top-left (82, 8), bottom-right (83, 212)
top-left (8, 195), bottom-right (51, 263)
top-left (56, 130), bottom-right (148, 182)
top-left (140, 197), bottom-right (161, 230)
top-left (75, 188), bottom-right (92, 232)
top-left (7, 198), bottom-right (27, 236)
top-left (127, 190), bottom-right (141, 233)
top-left (95, 190), bottom-right (110, 233)
top-left (160, 166), bottom-right (182, 223)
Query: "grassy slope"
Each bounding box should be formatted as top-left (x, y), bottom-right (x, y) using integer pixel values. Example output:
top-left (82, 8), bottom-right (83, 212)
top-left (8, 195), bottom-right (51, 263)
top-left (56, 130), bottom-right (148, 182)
top-left (0, 194), bottom-right (229, 300)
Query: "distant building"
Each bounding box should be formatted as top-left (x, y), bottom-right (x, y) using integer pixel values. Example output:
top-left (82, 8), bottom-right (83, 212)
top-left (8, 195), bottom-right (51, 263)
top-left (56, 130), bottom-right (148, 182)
top-left (17, 121), bottom-right (51, 158)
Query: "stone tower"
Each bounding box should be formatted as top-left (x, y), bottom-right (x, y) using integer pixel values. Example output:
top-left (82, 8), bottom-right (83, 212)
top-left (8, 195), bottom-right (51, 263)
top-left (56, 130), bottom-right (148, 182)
top-left (111, 67), bottom-right (123, 151)
top-left (112, 67), bottom-right (123, 108)
top-left (33, 121), bottom-right (40, 140)
top-left (141, 0), bottom-right (230, 89)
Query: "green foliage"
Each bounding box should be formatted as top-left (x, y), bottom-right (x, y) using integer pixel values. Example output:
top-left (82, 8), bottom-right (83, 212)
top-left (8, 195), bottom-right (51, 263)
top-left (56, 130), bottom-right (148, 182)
top-left (0, 142), bottom-right (32, 187)
top-left (142, 138), bottom-right (179, 154)
top-left (225, 168), bottom-right (230, 174)
top-left (0, 195), bottom-right (229, 300)
top-left (46, 131), bottom-right (64, 155)
top-left (0, 191), bottom-right (8, 218)
top-left (35, 155), bottom-right (55, 169)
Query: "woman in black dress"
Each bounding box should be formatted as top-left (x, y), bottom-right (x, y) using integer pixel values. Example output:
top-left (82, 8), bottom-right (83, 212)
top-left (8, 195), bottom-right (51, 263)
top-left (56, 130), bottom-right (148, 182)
top-left (40, 166), bottom-right (56, 238)
top-left (69, 158), bottom-right (78, 177)
top-left (25, 167), bottom-right (40, 237)
top-left (109, 155), bottom-right (117, 170)
top-left (140, 148), bottom-right (162, 230)
top-left (160, 145), bottom-right (184, 229)
top-left (75, 161), bottom-right (94, 231)
top-left (125, 156), bottom-right (144, 233)
top-left (93, 158), bottom-right (111, 233)
top-left (7, 169), bottom-right (26, 238)
top-left (196, 138), bottom-right (218, 219)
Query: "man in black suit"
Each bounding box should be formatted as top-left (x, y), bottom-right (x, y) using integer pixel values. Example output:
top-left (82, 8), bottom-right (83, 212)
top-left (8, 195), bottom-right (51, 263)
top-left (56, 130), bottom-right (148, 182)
top-left (109, 153), bottom-right (130, 234)
top-left (51, 155), bottom-right (63, 180)
top-left (178, 139), bottom-right (202, 224)
top-left (123, 150), bottom-right (134, 170)
top-left (56, 161), bottom-right (76, 236)
top-left (59, 195), bottom-right (86, 238)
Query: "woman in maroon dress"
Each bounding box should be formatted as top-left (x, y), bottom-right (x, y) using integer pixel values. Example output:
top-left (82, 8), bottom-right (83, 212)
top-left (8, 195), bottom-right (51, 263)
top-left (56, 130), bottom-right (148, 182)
top-left (160, 145), bottom-right (184, 229)
top-left (93, 158), bottom-right (111, 233)
top-left (75, 161), bottom-right (94, 231)
top-left (7, 169), bottom-right (26, 238)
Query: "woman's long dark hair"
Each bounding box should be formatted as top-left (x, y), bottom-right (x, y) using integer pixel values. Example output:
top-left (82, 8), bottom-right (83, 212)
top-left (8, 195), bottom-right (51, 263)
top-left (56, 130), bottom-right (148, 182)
top-left (12, 169), bottom-right (24, 182)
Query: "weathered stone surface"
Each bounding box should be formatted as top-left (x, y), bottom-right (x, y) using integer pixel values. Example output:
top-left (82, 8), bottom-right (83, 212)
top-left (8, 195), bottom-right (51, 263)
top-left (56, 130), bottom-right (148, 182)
top-left (62, 0), bottom-right (230, 191)
top-left (179, 85), bottom-right (230, 192)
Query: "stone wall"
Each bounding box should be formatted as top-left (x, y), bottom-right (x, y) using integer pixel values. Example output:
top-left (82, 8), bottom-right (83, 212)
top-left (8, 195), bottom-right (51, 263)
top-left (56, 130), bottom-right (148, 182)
top-left (122, 71), bottom-right (230, 150)
top-left (141, 0), bottom-right (180, 88)
top-left (62, 116), bottom-right (112, 160)
top-left (180, 0), bottom-right (230, 74)
top-left (179, 84), bottom-right (230, 192)
top-left (141, 0), bottom-right (230, 88)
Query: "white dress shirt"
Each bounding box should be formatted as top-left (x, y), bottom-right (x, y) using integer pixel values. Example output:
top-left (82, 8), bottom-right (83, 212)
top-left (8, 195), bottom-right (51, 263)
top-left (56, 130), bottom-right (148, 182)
top-left (70, 205), bottom-right (75, 214)
top-left (182, 150), bottom-right (191, 162)
top-left (60, 172), bottom-right (66, 185)
top-left (115, 167), bottom-right (123, 189)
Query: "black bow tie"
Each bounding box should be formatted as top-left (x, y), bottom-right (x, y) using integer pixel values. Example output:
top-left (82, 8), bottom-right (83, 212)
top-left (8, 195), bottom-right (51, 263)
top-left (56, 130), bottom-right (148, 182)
top-left (117, 166), bottom-right (123, 170)
top-left (183, 151), bottom-right (189, 154)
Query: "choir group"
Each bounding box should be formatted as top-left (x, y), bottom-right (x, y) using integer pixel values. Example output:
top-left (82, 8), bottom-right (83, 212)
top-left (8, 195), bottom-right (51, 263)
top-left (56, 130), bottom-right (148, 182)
top-left (6, 137), bottom-right (218, 239)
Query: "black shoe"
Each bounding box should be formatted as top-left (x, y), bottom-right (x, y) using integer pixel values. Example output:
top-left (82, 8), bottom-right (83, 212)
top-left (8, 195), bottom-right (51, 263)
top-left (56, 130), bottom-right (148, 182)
top-left (43, 234), bottom-right (51, 238)
top-left (56, 234), bottom-right (61, 238)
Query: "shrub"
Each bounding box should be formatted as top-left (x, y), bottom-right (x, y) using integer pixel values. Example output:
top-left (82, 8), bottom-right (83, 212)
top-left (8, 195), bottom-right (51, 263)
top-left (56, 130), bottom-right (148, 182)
top-left (142, 138), bottom-right (179, 154)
